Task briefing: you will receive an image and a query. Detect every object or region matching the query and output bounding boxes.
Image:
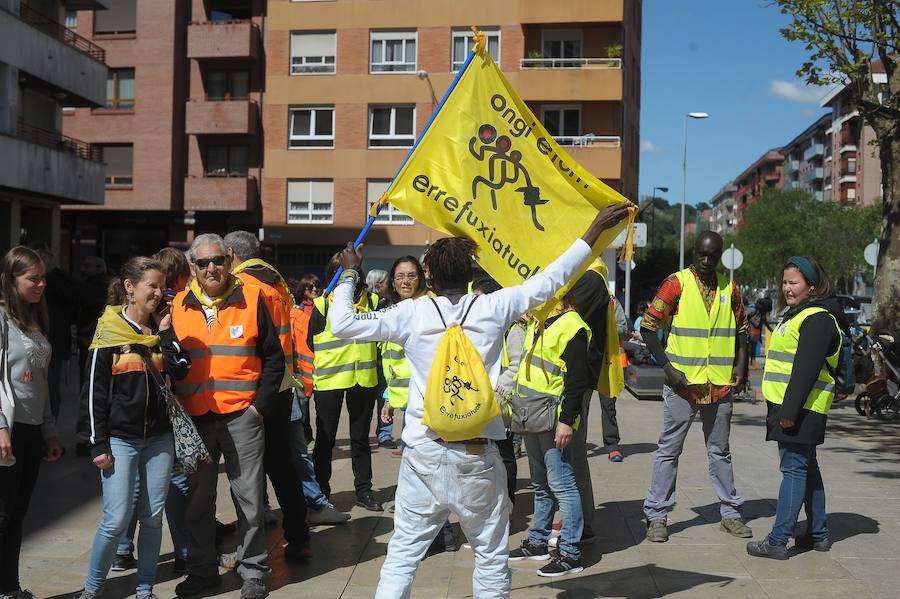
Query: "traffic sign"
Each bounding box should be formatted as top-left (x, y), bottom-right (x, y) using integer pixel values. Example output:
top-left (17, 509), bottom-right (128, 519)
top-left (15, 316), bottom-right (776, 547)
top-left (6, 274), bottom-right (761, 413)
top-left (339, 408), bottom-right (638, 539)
top-left (721, 246), bottom-right (743, 270)
top-left (864, 241), bottom-right (879, 267)
top-left (617, 259), bottom-right (637, 271)
top-left (612, 223), bottom-right (647, 248)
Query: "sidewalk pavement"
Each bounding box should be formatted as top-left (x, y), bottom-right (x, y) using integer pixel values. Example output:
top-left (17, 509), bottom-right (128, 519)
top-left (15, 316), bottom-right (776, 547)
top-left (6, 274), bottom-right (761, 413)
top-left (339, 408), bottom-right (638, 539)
top-left (19, 371), bottom-right (900, 598)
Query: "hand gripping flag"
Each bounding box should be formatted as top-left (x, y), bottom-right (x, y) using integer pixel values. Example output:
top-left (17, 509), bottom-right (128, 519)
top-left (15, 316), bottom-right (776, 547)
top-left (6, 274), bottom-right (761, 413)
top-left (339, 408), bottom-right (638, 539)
top-left (373, 28), bottom-right (632, 312)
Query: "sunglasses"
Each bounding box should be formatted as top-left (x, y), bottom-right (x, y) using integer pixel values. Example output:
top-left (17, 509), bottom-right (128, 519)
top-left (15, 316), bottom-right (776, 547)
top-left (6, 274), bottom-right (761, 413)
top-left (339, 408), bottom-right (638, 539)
top-left (194, 255), bottom-right (227, 269)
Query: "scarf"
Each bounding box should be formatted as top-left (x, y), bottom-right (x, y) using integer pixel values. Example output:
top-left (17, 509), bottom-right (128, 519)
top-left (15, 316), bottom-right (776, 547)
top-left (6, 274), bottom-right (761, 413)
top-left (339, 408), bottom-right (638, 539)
top-left (89, 306), bottom-right (159, 350)
top-left (188, 275), bottom-right (242, 312)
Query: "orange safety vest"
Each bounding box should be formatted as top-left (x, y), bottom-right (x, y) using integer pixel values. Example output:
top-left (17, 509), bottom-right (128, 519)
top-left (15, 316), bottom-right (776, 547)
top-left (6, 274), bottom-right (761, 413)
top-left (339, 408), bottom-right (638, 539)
top-left (235, 268), bottom-right (295, 376)
top-left (291, 302), bottom-right (314, 397)
top-left (171, 285), bottom-right (264, 416)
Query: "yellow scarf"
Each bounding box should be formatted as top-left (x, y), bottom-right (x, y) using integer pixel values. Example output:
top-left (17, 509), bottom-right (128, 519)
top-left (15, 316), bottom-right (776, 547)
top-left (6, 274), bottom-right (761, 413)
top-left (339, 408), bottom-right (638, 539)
top-left (188, 275), bottom-right (242, 312)
top-left (89, 306), bottom-right (159, 350)
top-left (233, 258), bottom-right (296, 305)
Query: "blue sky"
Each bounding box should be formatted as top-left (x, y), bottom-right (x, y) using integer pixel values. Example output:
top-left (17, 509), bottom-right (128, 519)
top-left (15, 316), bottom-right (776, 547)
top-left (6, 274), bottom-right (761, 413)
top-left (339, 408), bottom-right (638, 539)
top-left (638, 0), bottom-right (834, 205)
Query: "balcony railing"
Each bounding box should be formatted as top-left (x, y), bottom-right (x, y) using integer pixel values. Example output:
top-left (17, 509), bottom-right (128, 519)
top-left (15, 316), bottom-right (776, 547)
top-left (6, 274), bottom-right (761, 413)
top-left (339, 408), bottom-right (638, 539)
top-left (14, 119), bottom-right (103, 162)
top-left (17, 2), bottom-right (106, 62)
top-left (553, 134), bottom-right (621, 147)
top-left (803, 143), bottom-right (824, 161)
top-left (519, 57), bottom-right (622, 69)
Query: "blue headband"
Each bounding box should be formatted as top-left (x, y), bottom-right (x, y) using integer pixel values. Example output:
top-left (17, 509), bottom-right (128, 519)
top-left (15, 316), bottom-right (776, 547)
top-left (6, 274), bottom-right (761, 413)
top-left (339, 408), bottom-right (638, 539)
top-left (786, 256), bottom-right (817, 285)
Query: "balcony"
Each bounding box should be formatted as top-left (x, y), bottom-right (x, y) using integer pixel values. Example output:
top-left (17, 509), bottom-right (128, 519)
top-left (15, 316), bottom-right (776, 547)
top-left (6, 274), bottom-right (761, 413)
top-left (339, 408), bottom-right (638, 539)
top-left (804, 167), bottom-right (824, 183)
top-left (803, 143), bottom-right (824, 161)
top-left (184, 175), bottom-right (257, 211)
top-left (185, 99), bottom-right (258, 135)
top-left (187, 20), bottom-right (259, 60)
top-left (509, 68), bottom-right (622, 102)
top-left (840, 144), bottom-right (857, 154)
top-left (519, 57), bottom-right (622, 69)
top-left (555, 136), bottom-right (622, 180)
top-left (0, 120), bottom-right (104, 204)
top-left (0, 6), bottom-right (106, 106)
top-left (783, 159), bottom-right (799, 173)
top-left (839, 174), bottom-right (857, 184)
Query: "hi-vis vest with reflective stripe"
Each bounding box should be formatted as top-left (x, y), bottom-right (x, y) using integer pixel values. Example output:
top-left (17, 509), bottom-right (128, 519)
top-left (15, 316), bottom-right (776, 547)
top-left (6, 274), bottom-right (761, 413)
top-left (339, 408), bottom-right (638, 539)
top-left (171, 286), bottom-right (263, 416)
top-left (762, 307), bottom-right (840, 415)
top-left (515, 310), bottom-right (591, 402)
top-left (290, 304), bottom-right (314, 397)
top-left (312, 293), bottom-right (378, 390)
top-left (381, 341), bottom-right (410, 410)
top-left (665, 269), bottom-right (736, 385)
top-left (235, 268), bottom-right (294, 376)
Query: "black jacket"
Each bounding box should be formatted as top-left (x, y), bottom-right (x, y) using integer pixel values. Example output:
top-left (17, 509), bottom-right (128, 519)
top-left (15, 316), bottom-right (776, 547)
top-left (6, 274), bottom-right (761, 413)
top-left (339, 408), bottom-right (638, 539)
top-left (765, 296), bottom-right (843, 446)
top-left (80, 311), bottom-right (191, 459)
top-left (570, 270), bottom-right (610, 391)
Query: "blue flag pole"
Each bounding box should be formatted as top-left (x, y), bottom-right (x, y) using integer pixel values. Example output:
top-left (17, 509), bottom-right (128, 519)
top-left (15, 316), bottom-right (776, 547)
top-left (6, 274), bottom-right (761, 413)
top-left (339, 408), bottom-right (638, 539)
top-left (324, 47), bottom-right (480, 294)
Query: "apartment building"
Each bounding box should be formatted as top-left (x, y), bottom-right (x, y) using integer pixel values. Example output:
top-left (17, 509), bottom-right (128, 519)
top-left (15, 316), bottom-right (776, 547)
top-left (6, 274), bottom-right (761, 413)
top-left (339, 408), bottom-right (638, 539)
top-left (62, 0), bottom-right (264, 268)
top-left (821, 78), bottom-right (883, 205)
top-left (780, 113), bottom-right (830, 201)
top-left (263, 0), bottom-right (642, 272)
top-left (708, 182), bottom-right (737, 235)
top-left (733, 149), bottom-right (783, 227)
top-left (0, 0), bottom-right (107, 258)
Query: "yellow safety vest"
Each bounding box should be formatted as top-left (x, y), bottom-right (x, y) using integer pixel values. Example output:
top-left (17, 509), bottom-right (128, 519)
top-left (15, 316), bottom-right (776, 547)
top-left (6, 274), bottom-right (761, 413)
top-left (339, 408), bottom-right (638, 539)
top-left (665, 269), bottom-right (736, 385)
top-left (762, 307), bottom-right (840, 415)
top-left (515, 311), bottom-right (591, 402)
top-left (381, 341), bottom-right (410, 410)
top-left (312, 292), bottom-right (379, 391)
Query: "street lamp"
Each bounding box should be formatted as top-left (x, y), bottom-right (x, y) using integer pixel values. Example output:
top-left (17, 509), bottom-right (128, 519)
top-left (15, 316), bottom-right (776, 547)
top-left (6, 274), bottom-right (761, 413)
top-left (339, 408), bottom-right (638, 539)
top-left (650, 186), bottom-right (669, 249)
top-left (680, 112), bottom-right (709, 269)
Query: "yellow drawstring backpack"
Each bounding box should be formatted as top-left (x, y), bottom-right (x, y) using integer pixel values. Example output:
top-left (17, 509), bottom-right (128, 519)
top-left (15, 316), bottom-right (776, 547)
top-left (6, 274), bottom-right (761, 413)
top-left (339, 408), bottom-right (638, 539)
top-left (422, 295), bottom-right (499, 441)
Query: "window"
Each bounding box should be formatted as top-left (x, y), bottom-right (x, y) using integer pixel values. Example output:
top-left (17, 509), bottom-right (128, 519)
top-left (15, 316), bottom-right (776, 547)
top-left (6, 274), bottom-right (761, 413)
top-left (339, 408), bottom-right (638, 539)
top-left (289, 106), bottom-right (334, 148)
top-left (290, 32), bottom-right (336, 74)
top-left (205, 145), bottom-right (248, 176)
top-left (106, 69), bottom-right (135, 109)
top-left (206, 71), bottom-right (249, 100)
top-left (65, 10), bottom-right (77, 30)
top-left (542, 29), bottom-right (582, 65)
top-left (367, 180), bottom-right (413, 224)
top-left (94, 0), bottom-right (136, 34)
top-left (452, 28), bottom-right (499, 71)
top-left (370, 30), bottom-right (416, 73)
top-left (209, 0), bottom-right (252, 20)
top-left (847, 157), bottom-right (857, 173)
top-left (541, 105), bottom-right (580, 142)
top-left (369, 105), bottom-right (415, 147)
top-left (287, 180), bottom-right (333, 223)
top-left (102, 144), bottom-right (133, 186)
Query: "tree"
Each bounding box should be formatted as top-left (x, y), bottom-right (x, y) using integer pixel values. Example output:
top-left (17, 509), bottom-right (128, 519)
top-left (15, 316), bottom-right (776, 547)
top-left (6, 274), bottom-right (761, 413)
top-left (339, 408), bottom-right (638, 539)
top-left (775, 0), bottom-right (899, 328)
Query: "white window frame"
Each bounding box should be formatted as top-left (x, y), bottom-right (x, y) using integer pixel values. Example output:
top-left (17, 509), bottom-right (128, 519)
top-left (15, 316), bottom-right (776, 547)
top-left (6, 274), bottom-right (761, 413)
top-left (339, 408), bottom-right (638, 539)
top-left (370, 30), bottom-right (417, 74)
top-left (541, 29), bottom-right (583, 59)
top-left (290, 31), bottom-right (336, 75)
top-left (368, 105), bottom-right (416, 148)
top-left (451, 27), bottom-right (500, 71)
top-left (367, 179), bottom-right (413, 225)
top-left (540, 104), bottom-right (582, 142)
top-left (288, 106), bottom-right (335, 149)
top-left (287, 180), bottom-right (334, 224)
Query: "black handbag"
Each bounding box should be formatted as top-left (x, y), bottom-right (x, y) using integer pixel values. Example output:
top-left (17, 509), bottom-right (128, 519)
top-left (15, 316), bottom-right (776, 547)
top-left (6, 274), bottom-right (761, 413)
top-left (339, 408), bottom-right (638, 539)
top-left (138, 349), bottom-right (210, 474)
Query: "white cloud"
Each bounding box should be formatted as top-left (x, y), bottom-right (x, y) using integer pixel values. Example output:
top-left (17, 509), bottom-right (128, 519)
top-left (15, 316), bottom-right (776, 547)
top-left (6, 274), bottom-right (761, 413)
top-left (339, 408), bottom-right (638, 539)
top-left (769, 79), bottom-right (829, 104)
top-left (641, 139), bottom-right (662, 153)
top-left (800, 107), bottom-right (817, 117)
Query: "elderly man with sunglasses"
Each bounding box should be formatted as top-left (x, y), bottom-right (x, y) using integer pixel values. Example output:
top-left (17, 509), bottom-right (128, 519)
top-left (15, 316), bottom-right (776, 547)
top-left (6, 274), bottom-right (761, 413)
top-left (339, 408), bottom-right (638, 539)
top-left (170, 233), bottom-right (284, 599)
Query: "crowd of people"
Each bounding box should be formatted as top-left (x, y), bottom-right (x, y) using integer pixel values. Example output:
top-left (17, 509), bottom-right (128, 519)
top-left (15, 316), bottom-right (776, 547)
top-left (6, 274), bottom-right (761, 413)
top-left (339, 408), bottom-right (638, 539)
top-left (0, 205), bottom-right (850, 599)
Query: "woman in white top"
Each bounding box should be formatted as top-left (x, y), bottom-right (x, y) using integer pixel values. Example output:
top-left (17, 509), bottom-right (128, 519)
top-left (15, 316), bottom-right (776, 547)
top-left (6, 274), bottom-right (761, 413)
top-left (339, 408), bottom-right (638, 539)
top-left (0, 246), bottom-right (64, 599)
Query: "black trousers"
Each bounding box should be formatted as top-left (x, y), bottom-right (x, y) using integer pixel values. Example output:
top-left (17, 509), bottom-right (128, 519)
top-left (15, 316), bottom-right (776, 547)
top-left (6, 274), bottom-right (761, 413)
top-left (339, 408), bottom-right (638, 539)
top-left (598, 393), bottom-right (621, 450)
top-left (312, 385), bottom-right (377, 498)
top-left (264, 391), bottom-right (309, 546)
top-left (495, 432), bottom-right (517, 505)
top-left (0, 424), bottom-right (43, 593)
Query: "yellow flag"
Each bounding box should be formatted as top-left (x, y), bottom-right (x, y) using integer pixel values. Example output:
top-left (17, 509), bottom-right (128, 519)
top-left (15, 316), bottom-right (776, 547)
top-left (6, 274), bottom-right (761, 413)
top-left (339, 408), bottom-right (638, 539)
top-left (383, 39), bottom-right (630, 302)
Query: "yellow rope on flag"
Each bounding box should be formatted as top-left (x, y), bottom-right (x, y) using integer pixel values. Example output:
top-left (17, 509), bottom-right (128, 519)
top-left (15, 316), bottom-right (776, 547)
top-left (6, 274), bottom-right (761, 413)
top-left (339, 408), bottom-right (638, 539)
top-left (617, 206), bottom-right (638, 263)
top-left (369, 192), bottom-right (390, 218)
top-left (471, 26), bottom-right (486, 57)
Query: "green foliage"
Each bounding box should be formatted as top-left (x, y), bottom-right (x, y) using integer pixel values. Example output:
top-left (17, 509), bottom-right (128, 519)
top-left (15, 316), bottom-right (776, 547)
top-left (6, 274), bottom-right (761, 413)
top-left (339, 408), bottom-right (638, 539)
top-left (732, 188), bottom-right (879, 289)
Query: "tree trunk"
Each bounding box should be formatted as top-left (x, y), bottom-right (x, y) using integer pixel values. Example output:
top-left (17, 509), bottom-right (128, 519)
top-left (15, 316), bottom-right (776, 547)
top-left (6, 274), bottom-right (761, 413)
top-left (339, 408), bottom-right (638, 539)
top-left (871, 133), bottom-right (900, 332)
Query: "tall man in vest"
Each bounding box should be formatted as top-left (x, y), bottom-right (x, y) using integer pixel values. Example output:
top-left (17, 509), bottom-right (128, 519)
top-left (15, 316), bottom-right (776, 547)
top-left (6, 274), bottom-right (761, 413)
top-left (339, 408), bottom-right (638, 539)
top-left (172, 234), bottom-right (284, 599)
top-left (307, 254), bottom-right (383, 511)
top-left (224, 231), bottom-right (311, 560)
top-left (640, 231), bottom-right (751, 543)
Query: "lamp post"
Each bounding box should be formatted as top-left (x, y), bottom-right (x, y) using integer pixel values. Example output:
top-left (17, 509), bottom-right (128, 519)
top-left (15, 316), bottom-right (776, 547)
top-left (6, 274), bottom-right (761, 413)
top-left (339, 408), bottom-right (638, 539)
top-left (680, 112), bottom-right (709, 269)
top-left (650, 185), bottom-right (669, 249)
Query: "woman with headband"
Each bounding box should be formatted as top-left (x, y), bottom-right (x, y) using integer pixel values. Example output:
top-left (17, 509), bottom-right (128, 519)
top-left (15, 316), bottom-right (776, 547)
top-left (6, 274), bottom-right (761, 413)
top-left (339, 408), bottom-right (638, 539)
top-left (746, 255), bottom-right (844, 560)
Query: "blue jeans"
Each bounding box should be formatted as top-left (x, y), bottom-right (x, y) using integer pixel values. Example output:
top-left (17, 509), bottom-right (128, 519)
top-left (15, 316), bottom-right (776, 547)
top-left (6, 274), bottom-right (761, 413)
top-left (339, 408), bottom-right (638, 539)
top-left (288, 419), bottom-right (331, 510)
top-left (85, 434), bottom-right (174, 594)
top-left (768, 442), bottom-right (827, 546)
top-left (376, 390), bottom-right (393, 443)
top-left (116, 471), bottom-right (189, 561)
top-left (524, 431), bottom-right (583, 560)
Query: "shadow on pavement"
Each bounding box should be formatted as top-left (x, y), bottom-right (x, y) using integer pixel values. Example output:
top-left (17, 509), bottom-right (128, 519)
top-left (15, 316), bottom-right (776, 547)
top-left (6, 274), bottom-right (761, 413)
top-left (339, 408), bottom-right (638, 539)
top-left (585, 442), bottom-right (658, 459)
top-left (666, 498), bottom-right (777, 535)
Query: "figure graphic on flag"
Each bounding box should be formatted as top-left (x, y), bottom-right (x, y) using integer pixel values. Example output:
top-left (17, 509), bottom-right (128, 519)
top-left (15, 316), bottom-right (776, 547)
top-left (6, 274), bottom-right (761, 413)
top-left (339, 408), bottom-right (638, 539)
top-left (469, 124), bottom-right (549, 231)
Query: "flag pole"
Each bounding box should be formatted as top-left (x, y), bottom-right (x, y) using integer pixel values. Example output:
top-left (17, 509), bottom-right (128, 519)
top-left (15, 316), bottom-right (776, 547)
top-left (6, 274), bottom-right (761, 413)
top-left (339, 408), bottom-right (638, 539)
top-left (324, 36), bottom-right (483, 294)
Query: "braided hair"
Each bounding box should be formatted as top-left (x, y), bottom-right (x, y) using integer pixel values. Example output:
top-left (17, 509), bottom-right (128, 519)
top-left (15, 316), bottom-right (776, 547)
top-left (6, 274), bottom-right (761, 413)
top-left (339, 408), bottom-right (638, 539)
top-left (422, 237), bottom-right (476, 293)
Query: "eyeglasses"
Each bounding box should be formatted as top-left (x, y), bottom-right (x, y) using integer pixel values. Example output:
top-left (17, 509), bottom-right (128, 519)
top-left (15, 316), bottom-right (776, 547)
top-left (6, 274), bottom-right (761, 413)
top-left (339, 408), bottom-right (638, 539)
top-left (393, 273), bottom-right (419, 282)
top-left (194, 255), bottom-right (227, 269)
top-left (305, 284), bottom-right (321, 290)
